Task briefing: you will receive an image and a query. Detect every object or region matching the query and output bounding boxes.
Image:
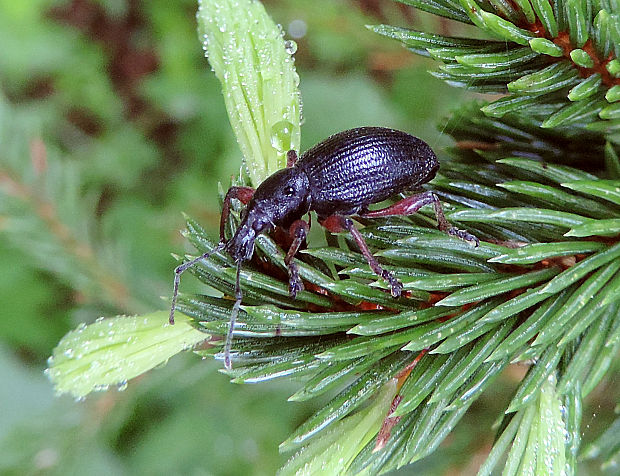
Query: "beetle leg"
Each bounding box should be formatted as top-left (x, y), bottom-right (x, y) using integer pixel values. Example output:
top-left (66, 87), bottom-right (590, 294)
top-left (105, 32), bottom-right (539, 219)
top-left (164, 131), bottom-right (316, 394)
top-left (430, 195), bottom-right (480, 245)
top-left (360, 191), bottom-right (479, 246)
top-left (320, 215), bottom-right (403, 298)
top-left (223, 260), bottom-right (244, 370)
top-left (360, 191), bottom-right (435, 218)
top-left (286, 150), bottom-right (298, 168)
top-left (169, 241), bottom-right (227, 325)
top-left (220, 186), bottom-right (255, 241)
top-left (171, 186), bottom-right (253, 326)
top-left (285, 219), bottom-right (309, 297)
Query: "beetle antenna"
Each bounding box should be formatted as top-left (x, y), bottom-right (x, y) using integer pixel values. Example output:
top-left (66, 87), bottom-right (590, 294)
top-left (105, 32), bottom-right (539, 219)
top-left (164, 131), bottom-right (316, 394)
top-left (223, 260), bottom-right (243, 370)
top-left (169, 241), bottom-right (227, 325)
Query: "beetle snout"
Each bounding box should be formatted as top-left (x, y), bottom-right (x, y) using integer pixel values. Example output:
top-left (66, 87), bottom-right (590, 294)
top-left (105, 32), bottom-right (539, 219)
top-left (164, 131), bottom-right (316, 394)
top-left (226, 207), bottom-right (274, 262)
top-left (227, 223), bottom-right (256, 262)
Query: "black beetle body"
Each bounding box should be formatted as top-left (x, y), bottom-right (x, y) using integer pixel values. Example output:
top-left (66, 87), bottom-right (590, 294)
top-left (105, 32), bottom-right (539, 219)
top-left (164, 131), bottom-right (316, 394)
top-left (227, 127), bottom-right (439, 261)
top-left (299, 127), bottom-right (439, 217)
top-left (170, 127), bottom-right (476, 369)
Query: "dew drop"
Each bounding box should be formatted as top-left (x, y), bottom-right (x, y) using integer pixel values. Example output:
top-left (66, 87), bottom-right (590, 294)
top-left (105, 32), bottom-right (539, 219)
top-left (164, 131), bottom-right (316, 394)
top-left (284, 40), bottom-right (297, 55)
top-left (270, 120), bottom-right (294, 154)
top-left (63, 348), bottom-right (74, 358)
top-left (298, 93), bottom-right (304, 125)
top-left (117, 380), bottom-right (128, 392)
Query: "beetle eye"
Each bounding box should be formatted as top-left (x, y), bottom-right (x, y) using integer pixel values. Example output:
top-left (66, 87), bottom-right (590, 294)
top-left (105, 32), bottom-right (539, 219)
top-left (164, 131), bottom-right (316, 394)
top-left (284, 186), bottom-right (295, 196)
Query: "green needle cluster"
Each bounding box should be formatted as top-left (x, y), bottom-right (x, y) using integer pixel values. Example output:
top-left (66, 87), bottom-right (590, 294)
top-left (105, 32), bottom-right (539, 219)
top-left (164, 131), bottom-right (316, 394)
top-left (48, 1), bottom-right (619, 474)
top-left (373, 0), bottom-right (619, 133)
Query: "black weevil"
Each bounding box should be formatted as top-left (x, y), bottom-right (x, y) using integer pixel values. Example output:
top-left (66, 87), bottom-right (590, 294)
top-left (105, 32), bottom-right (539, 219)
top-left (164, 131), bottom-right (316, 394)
top-left (170, 127), bottom-right (478, 368)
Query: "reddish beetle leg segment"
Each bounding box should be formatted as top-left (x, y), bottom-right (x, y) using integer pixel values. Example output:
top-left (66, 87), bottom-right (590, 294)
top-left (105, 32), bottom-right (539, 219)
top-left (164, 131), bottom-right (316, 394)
top-left (320, 215), bottom-right (404, 298)
top-left (362, 191), bottom-right (479, 244)
top-left (220, 186), bottom-right (255, 241)
top-left (318, 191), bottom-right (479, 299)
top-left (361, 191), bottom-right (438, 219)
top-left (286, 150), bottom-right (299, 168)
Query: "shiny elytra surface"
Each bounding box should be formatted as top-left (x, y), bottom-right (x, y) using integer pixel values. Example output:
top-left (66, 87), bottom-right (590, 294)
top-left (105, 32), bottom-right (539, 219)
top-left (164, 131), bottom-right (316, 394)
top-left (298, 127), bottom-right (439, 217)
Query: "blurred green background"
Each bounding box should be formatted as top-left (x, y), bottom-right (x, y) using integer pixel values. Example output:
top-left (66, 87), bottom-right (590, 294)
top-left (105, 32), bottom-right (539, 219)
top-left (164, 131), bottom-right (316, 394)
top-left (1, 1), bottom-right (614, 475)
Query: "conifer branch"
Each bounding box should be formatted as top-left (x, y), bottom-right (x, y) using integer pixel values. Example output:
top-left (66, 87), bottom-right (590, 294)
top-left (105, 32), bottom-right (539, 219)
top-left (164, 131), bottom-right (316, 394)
top-left (373, 0), bottom-right (620, 135)
top-left (0, 94), bottom-right (147, 314)
top-left (45, 1), bottom-right (619, 473)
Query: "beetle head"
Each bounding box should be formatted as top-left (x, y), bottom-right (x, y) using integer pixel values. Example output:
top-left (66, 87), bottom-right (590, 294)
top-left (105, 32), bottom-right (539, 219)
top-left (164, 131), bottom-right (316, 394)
top-left (249, 167), bottom-right (311, 225)
top-left (226, 167), bottom-right (310, 263)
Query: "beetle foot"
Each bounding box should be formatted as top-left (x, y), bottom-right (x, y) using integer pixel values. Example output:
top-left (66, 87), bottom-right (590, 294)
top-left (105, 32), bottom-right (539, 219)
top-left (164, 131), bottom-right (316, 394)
top-left (288, 263), bottom-right (304, 298)
top-left (289, 277), bottom-right (304, 298)
top-left (382, 271), bottom-right (403, 298)
top-left (448, 227), bottom-right (480, 247)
